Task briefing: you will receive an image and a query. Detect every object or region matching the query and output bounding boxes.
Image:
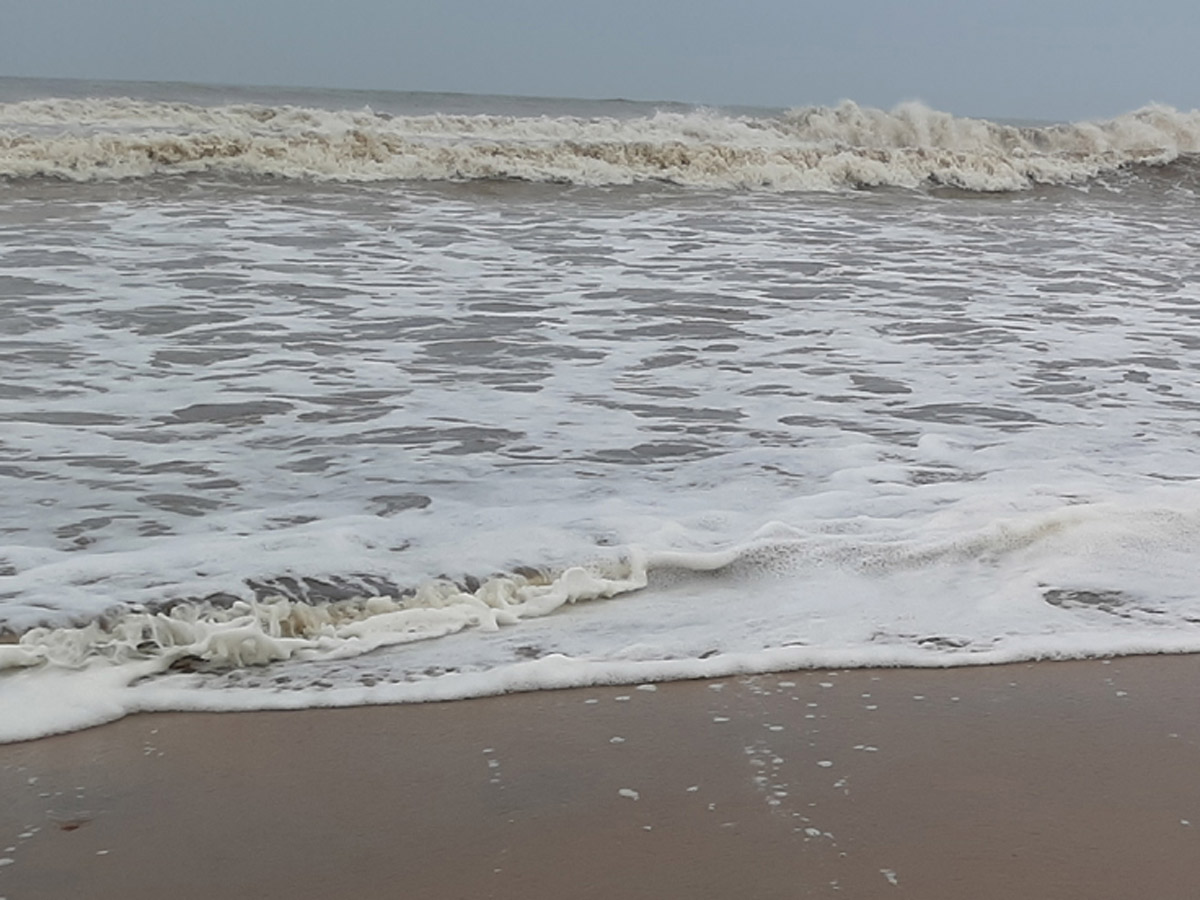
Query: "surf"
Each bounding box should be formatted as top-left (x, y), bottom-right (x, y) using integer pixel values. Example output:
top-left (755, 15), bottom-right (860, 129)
top-left (1, 96), bottom-right (1197, 191)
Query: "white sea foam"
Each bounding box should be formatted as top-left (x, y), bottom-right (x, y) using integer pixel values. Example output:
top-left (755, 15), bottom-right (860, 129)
top-left (0, 97), bottom-right (1197, 190)
top-left (1, 559), bottom-right (648, 674)
top-left (4, 494), bottom-right (1200, 743)
top-left (2, 98), bottom-right (1200, 742)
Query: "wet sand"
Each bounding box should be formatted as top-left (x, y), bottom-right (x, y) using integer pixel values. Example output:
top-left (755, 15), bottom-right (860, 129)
top-left (2, 655), bottom-right (1198, 899)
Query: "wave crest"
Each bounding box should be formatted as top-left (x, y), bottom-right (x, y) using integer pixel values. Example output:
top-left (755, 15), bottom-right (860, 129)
top-left (1, 96), bottom-right (1199, 191)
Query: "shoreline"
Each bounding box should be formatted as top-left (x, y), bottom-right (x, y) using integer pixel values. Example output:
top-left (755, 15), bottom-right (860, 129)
top-left (3, 654), bottom-right (1199, 899)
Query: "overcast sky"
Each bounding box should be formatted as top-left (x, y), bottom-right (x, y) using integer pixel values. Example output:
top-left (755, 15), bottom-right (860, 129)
top-left (2, 0), bottom-right (1196, 121)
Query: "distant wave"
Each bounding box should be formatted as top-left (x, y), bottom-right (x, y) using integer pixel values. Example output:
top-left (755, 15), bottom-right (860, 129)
top-left (1, 97), bottom-right (1198, 191)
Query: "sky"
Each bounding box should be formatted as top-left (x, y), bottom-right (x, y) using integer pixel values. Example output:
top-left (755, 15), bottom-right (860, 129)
top-left (1, 0), bottom-right (1197, 121)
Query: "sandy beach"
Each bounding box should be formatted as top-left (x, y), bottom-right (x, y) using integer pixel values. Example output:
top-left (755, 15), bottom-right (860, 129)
top-left (2, 655), bottom-right (1198, 899)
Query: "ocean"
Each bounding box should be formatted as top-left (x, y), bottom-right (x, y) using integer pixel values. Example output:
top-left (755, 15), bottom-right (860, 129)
top-left (1, 77), bottom-right (1199, 742)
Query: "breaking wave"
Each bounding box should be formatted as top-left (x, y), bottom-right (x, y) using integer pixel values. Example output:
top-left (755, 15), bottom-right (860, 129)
top-left (0, 560), bottom-right (648, 674)
top-left (2, 96), bottom-right (1198, 191)
top-left (4, 501), bottom-right (1200, 742)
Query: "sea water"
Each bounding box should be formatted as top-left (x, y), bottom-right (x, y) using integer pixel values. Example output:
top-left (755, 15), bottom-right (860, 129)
top-left (1, 77), bottom-right (1199, 742)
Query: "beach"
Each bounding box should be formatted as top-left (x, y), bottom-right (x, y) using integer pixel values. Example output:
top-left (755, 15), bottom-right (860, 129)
top-left (3, 655), bottom-right (1198, 899)
top-left (3, 80), bottom-right (1200, 898)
